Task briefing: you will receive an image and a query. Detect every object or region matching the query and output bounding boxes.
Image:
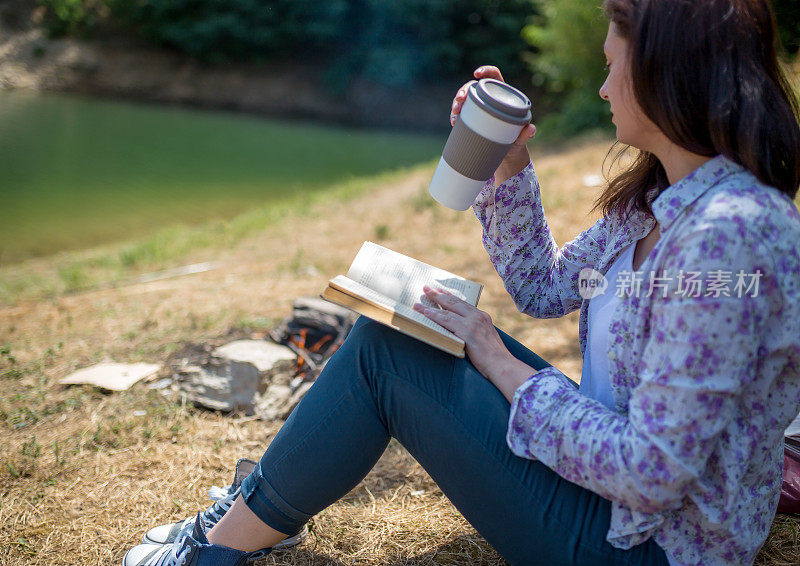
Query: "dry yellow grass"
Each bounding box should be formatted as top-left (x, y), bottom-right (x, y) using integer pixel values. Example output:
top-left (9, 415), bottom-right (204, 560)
top-left (0, 134), bottom-right (797, 565)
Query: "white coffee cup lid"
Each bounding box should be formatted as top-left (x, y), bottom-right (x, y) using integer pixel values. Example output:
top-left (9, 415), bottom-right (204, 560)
top-left (468, 78), bottom-right (532, 125)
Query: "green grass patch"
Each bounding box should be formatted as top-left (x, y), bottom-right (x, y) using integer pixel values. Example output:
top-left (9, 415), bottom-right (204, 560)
top-left (0, 91), bottom-right (443, 264)
top-left (0, 160), bottom-right (436, 304)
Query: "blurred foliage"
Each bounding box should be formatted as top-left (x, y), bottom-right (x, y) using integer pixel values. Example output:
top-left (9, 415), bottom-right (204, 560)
top-left (37, 0), bottom-right (109, 37)
top-left (38, 0), bottom-right (537, 87)
top-left (321, 0), bottom-right (537, 89)
top-left (523, 0), bottom-right (608, 137)
top-left (523, 0), bottom-right (800, 138)
top-left (34, 0), bottom-right (800, 134)
top-left (774, 0), bottom-right (800, 56)
top-left (109, 0), bottom-right (349, 63)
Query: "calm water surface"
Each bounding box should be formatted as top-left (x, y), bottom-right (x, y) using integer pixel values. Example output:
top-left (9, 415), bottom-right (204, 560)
top-left (0, 91), bottom-right (443, 263)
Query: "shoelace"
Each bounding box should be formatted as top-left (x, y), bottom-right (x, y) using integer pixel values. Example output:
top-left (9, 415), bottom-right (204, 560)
top-left (169, 484), bottom-right (236, 544)
top-left (201, 486), bottom-right (305, 549)
top-left (149, 533), bottom-right (191, 566)
top-left (152, 522), bottom-right (269, 566)
top-left (204, 484), bottom-right (237, 523)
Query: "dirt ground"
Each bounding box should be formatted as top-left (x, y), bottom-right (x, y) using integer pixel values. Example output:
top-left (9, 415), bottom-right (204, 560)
top-left (1, 136), bottom-right (798, 565)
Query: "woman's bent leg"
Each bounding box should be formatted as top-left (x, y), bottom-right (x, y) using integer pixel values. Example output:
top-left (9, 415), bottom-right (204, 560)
top-left (239, 318), bottom-right (668, 565)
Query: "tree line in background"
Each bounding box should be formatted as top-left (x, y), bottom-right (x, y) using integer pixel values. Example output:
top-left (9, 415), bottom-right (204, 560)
top-left (38, 0), bottom-right (800, 136)
top-left (37, 0), bottom-right (536, 92)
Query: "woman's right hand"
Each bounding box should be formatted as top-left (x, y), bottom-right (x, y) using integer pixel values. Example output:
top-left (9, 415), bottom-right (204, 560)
top-left (450, 66), bottom-right (537, 186)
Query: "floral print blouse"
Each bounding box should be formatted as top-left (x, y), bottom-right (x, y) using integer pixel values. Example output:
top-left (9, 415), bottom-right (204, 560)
top-left (472, 155), bottom-right (800, 565)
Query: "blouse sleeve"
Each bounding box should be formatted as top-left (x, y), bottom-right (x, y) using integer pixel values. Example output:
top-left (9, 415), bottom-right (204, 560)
top-left (504, 220), bottom-right (770, 516)
top-left (472, 162), bottom-right (613, 319)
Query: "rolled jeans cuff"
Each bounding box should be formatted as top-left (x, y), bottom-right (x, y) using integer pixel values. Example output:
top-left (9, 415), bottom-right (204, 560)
top-left (240, 464), bottom-right (312, 537)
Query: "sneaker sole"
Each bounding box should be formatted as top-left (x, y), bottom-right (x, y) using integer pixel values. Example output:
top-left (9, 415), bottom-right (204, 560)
top-left (272, 525), bottom-right (309, 550)
top-left (142, 523), bottom-right (308, 550)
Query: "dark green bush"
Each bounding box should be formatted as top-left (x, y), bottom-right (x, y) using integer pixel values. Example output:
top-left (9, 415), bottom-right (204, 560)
top-left (36, 0), bottom-right (798, 137)
top-left (523, 0), bottom-right (799, 139)
top-left (773, 0), bottom-right (800, 55)
top-left (321, 0), bottom-right (537, 90)
top-left (110, 0), bottom-right (349, 63)
top-left (37, 0), bottom-right (110, 37)
top-left (523, 0), bottom-right (609, 137)
top-left (108, 0), bottom-right (537, 86)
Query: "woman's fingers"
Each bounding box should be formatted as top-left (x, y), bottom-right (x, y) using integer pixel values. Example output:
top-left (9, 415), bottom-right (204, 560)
top-left (512, 123), bottom-right (537, 146)
top-left (421, 286), bottom-right (474, 316)
top-left (451, 80), bottom-right (476, 125)
top-left (413, 287), bottom-right (496, 349)
top-left (473, 65), bottom-right (504, 82)
top-left (451, 66), bottom-right (506, 126)
top-left (412, 304), bottom-right (460, 334)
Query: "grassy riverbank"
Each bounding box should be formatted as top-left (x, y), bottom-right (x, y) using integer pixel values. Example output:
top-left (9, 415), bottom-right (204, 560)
top-left (0, 91), bottom-right (445, 265)
top-left (0, 162), bottom-right (436, 305)
top-left (1, 133), bottom-right (798, 565)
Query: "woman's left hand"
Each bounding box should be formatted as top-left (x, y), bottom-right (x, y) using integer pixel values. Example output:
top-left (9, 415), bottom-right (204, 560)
top-left (413, 285), bottom-right (537, 401)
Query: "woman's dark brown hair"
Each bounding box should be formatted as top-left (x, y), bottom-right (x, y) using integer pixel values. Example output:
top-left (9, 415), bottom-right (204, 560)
top-left (597, 0), bottom-right (800, 220)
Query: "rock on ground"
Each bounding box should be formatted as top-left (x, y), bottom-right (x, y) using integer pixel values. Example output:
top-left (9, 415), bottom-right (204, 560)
top-left (176, 339), bottom-right (301, 416)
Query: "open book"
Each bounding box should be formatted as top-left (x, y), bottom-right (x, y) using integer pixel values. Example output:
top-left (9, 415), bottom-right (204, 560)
top-left (321, 242), bottom-right (483, 357)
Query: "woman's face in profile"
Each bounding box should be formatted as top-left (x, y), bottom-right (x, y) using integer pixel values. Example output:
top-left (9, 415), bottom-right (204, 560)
top-left (599, 23), bottom-right (661, 151)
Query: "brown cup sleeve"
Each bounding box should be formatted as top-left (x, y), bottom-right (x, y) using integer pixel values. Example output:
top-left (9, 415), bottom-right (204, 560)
top-left (442, 117), bottom-right (515, 181)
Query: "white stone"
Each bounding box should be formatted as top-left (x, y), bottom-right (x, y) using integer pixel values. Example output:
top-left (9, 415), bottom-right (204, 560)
top-left (60, 362), bottom-right (161, 391)
top-left (177, 340), bottom-right (298, 413)
top-left (177, 359), bottom-right (260, 412)
top-left (255, 380), bottom-right (313, 421)
top-left (213, 340), bottom-right (295, 373)
top-left (255, 382), bottom-right (294, 421)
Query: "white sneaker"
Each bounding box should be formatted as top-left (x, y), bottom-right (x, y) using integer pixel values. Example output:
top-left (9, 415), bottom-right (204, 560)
top-left (142, 458), bottom-right (308, 551)
top-left (124, 514), bottom-right (270, 565)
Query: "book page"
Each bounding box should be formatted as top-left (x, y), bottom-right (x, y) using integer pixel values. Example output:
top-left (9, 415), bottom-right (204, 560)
top-left (345, 242), bottom-right (482, 309)
top-left (329, 275), bottom-right (465, 346)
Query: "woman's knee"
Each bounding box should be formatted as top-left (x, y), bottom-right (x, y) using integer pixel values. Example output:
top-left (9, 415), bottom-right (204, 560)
top-left (322, 317), bottom-right (403, 382)
top-left (343, 317), bottom-right (419, 360)
top-left (332, 317), bottom-right (455, 386)
top-left (349, 315), bottom-right (383, 338)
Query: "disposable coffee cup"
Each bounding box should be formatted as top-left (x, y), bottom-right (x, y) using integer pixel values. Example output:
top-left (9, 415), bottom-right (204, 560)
top-left (429, 78), bottom-right (532, 211)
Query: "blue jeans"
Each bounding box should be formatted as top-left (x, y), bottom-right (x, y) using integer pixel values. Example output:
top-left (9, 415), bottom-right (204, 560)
top-left (240, 318), bottom-right (669, 566)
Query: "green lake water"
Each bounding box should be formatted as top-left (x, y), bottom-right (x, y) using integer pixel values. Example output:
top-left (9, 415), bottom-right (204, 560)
top-left (0, 91), bottom-right (444, 263)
